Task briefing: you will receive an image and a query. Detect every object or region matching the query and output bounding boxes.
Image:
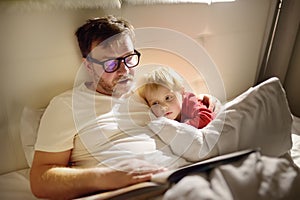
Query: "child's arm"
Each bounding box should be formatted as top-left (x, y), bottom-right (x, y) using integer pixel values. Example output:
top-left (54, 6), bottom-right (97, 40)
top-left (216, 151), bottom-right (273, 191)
top-left (184, 106), bottom-right (214, 128)
top-left (182, 92), bottom-right (215, 129)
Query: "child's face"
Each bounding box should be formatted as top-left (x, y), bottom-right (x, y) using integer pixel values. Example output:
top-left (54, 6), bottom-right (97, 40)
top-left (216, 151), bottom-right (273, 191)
top-left (145, 85), bottom-right (182, 120)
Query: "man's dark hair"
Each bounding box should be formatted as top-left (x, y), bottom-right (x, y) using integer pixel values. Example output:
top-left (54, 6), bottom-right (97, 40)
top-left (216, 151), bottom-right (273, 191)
top-left (75, 15), bottom-right (134, 58)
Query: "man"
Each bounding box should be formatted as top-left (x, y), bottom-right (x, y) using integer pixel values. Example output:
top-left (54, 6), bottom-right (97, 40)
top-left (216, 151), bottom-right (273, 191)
top-left (30, 16), bottom-right (168, 199)
top-left (30, 15), bottom-right (217, 199)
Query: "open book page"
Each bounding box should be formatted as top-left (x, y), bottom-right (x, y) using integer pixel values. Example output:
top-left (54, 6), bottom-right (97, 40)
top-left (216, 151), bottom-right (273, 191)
top-left (151, 148), bottom-right (258, 184)
top-left (168, 148), bottom-right (257, 183)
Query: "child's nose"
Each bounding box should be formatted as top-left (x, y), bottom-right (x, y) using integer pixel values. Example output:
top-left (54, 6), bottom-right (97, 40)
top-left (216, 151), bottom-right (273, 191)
top-left (161, 104), bottom-right (168, 111)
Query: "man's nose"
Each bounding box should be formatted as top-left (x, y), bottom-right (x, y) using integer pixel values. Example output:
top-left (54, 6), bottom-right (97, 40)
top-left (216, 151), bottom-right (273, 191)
top-left (117, 61), bottom-right (130, 74)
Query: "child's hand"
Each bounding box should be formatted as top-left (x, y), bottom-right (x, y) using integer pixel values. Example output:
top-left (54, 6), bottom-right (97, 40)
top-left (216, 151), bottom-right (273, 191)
top-left (198, 94), bottom-right (222, 114)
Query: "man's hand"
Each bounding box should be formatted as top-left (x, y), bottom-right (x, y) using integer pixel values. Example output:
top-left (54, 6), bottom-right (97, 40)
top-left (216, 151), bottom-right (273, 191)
top-left (99, 159), bottom-right (167, 190)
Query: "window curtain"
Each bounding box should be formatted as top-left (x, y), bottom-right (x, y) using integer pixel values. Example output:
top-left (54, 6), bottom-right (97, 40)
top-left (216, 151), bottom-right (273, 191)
top-left (256, 0), bottom-right (300, 117)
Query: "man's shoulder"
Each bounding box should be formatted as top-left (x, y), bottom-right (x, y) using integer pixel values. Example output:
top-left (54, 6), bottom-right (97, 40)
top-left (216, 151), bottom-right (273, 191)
top-left (51, 89), bottom-right (73, 102)
top-left (52, 83), bottom-right (88, 102)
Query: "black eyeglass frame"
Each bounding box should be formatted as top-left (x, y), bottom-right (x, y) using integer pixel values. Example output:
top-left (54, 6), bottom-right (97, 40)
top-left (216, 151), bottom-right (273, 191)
top-left (86, 49), bottom-right (141, 73)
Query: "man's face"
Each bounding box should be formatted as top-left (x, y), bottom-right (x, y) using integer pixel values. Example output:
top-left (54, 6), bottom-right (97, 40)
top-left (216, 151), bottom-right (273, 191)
top-left (86, 33), bottom-right (136, 96)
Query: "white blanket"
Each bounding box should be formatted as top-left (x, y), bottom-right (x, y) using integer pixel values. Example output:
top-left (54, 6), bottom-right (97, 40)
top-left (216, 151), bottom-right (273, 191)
top-left (163, 152), bottom-right (300, 200)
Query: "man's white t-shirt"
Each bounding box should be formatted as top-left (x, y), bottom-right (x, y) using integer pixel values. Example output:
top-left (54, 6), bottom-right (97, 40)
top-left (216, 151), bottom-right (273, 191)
top-left (35, 83), bottom-right (191, 168)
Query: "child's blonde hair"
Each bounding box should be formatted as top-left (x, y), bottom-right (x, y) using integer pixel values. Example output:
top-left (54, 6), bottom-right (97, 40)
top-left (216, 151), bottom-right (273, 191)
top-left (138, 66), bottom-right (184, 102)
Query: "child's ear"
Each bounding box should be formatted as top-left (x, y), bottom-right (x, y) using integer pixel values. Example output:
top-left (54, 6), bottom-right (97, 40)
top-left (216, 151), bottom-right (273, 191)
top-left (180, 87), bottom-right (185, 95)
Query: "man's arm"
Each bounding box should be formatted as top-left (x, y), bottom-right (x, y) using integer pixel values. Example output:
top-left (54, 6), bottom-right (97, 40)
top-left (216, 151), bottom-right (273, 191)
top-left (30, 150), bottom-right (101, 199)
top-left (30, 150), bottom-right (165, 199)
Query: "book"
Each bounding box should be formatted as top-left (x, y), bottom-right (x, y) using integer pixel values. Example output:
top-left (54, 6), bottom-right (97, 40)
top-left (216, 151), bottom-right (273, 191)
top-left (76, 181), bottom-right (168, 200)
top-left (76, 149), bottom-right (258, 200)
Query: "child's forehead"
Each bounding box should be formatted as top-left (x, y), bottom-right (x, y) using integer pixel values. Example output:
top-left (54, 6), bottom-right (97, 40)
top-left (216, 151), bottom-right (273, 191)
top-left (145, 84), bottom-right (178, 97)
top-left (145, 84), bottom-right (169, 92)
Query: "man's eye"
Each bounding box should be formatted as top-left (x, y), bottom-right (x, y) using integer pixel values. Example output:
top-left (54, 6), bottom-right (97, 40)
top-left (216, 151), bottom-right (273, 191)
top-left (104, 60), bottom-right (118, 70)
top-left (125, 55), bottom-right (135, 64)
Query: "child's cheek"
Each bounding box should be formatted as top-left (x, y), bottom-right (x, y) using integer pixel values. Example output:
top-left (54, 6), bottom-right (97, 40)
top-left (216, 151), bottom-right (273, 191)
top-left (151, 105), bottom-right (164, 117)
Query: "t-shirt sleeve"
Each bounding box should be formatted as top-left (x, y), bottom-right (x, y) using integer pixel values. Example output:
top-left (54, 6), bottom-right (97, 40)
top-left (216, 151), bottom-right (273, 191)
top-left (35, 95), bottom-right (76, 152)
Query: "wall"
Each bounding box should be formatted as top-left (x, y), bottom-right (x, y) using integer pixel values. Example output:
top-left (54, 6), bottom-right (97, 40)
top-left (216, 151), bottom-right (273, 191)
top-left (0, 6), bottom-right (108, 174)
top-left (0, 0), bottom-right (273, 174)
top-left (106, 0), bottom-right (274, 100)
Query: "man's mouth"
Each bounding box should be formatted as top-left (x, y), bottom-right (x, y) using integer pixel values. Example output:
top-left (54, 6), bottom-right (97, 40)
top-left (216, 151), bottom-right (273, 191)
top-left (117, 76), bottom-right (133, 84)
top-left (117, 78), bottom-right (132, 84)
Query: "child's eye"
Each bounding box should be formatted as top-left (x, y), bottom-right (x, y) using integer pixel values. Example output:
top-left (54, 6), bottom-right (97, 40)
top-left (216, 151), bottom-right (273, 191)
top-left (151, 101), bottom-right (159, 106)
top-left (165, 95), bottom-right (174, 101)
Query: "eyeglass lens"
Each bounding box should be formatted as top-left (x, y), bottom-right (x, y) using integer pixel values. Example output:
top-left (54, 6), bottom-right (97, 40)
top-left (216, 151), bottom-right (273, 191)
top-left (103, 54), bottom-right (139, 72)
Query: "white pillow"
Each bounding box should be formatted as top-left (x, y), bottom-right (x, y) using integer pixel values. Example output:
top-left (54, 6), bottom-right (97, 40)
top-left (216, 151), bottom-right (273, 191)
top-left (291, 115), bottom-right (300, 167)
top-left (215, 77), bottom-right (293, 156)
top-left (20, 107), bottom-right (45, 167)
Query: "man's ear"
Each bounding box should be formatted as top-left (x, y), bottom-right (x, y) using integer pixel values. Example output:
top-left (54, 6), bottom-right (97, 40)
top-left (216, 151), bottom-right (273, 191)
top-left (83, 58), bottom-right (93, 75)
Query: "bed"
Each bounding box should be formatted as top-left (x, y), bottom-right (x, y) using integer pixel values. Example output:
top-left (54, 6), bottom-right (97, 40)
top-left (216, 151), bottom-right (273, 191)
top-left (0, 77), bottom-right (299, 200)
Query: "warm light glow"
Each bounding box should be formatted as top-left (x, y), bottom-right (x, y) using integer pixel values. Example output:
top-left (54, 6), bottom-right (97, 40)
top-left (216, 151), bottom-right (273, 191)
top-left (125, 0), bottom-right (236, 4)
top-left (212, 0), bottom-right (236, 3)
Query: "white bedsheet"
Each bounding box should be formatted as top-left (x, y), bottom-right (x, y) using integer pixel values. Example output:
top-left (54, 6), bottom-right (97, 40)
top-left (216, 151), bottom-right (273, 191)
top-left (0, 168), bottom-right (39, 200)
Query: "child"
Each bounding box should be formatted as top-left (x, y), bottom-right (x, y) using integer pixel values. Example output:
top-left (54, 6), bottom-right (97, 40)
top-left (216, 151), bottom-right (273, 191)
top-left (138, 66), bottom-right (214, 129)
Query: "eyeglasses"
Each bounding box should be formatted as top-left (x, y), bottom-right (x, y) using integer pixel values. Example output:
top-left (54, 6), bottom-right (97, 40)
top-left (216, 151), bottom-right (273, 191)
top-left (86, 49), bottom-right (141, 73)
